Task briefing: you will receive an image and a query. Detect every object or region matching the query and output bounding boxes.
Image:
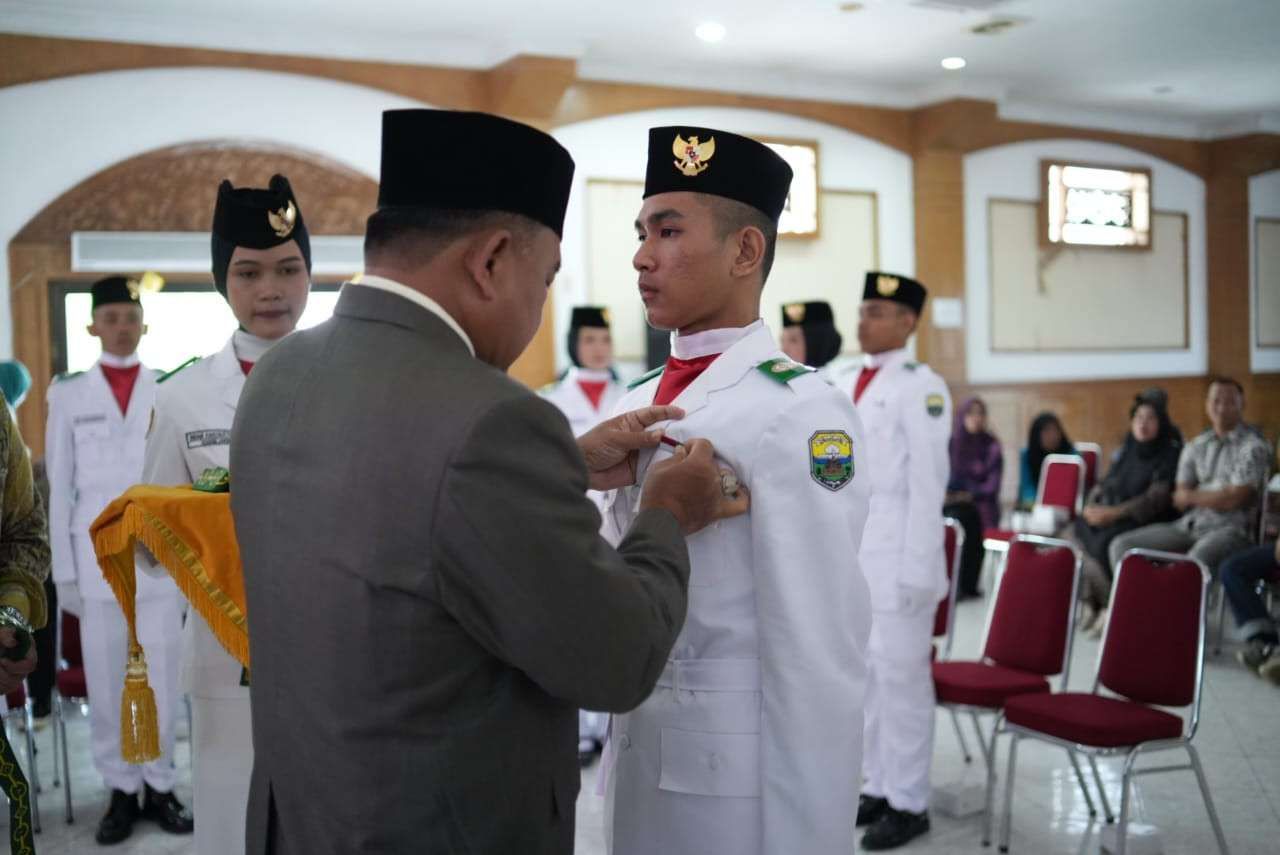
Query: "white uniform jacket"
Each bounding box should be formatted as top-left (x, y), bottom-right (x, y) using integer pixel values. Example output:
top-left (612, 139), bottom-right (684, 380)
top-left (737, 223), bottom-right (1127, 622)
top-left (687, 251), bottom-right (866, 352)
top-left (601, 321), bottom-right (872, 855)
top-left (840, 349), bottom-right (952, 610)
top-left (139, 337), bottom-right (246, 699)
top-left (46, 360), bottom-right (171, 601)
top-left (540, 367), bottom-right (627, 437)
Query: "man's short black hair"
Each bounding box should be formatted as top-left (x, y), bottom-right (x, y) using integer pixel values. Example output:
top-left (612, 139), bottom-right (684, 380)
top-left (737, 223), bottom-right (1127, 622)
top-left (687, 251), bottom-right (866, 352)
top-left (705, 196), bottom-right (779, 284)
top-left (364, 207), bottom-right (540, 268)
top-left (1208, 376), bottom-right (1244, 398)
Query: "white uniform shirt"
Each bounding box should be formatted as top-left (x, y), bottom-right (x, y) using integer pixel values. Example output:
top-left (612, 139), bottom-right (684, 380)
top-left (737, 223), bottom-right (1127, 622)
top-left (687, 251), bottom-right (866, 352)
top-left (540, 367), bottom-right (627, 437)
top-left (46, 354), bottom-right (171, 601)
top-left (840, 347), bottom-right (952, 610)
top-left (140, 332), bottom-right (270, 698)
top-left (601, 320), bottom-right (872, 855)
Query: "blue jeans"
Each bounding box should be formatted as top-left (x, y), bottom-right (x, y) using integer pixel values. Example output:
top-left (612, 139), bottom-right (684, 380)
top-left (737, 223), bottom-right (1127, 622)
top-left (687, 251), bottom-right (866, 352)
top-left (1220, 544), bottom-right (1280, 644)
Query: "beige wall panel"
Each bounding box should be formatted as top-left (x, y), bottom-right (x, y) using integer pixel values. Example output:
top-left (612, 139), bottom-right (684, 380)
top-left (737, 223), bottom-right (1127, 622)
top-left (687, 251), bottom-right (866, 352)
top-left (1257, 218), bottom-right (1280, 348)
top-left (585, 180), bottom-right (876, 360)
top-left (990, 200), bottom-right (1187, 351)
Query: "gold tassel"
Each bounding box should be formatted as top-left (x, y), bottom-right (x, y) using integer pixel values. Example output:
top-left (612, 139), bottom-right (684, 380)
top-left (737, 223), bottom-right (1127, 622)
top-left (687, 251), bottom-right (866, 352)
top-left (120, 647), bottom-right (160, 764)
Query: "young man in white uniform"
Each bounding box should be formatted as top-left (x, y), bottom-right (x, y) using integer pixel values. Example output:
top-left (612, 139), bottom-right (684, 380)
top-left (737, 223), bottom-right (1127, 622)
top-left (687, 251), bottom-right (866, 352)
top-left (46, 276), bottom-right (192, 844)
top-left (140, 175), bottom-right (312, 855)
top-left (843, 272), bottom-right (952, 850)
top-left (601, 126), bottom-right (872, 855)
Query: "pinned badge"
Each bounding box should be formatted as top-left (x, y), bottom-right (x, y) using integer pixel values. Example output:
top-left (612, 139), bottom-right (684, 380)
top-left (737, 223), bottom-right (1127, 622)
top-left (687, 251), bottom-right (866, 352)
top-left (672, 134), bottom-right (716, 177)
top-left (784, 302), bottom-right (806, 323)
top-left (926, 393), bottom-right (945, 418)
top-left (876, 274), bottom-right (900, 296)
top-left (809, 430), bottom-right (854, 491)
top-left (267, 200), bottom-right (297, 238)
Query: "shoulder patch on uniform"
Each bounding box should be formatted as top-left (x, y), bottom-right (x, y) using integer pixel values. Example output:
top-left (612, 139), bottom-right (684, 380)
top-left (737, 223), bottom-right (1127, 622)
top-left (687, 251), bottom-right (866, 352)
top-left (627, 365), bottom-right (664, 390)
top-left (51, 370), bottom-right (83, 384)
top-left (926, 393), bottom-right (945, 417)
top-left (810, 430), bottom-right (854, 491)
top-left (903, 361), bottom-right (919, 371)
top-left (757, 358), bottom-right (815, 384)
top-left (157, 356), bottom-right (201, 384)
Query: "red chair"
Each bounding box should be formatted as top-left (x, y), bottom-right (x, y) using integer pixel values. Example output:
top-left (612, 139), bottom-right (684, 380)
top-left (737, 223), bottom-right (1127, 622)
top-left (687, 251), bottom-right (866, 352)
top-left (1075, 442), bottom-right (1102, 493)
top-left (52, 611), bottom-right (84, 824)
top-left (930, 535), bottom-right (1084, 844)
top-left (983, 454), bottom-right (1087, 559)
top-left (996, 549), bottom-right (1228, 855)
top-left (3, 681), bottom-right (41, 833)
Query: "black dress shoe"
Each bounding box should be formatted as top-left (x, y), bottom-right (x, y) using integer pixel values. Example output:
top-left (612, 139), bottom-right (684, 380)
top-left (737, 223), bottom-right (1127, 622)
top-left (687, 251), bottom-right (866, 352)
top-left (140, 784), bottom-right (194, 835)
top-left (856, 794), bottom-right (889, 827)
top-left (861, 805), bottom-right (930, 851)
top-left (95, 789), bottom-right (139, 845)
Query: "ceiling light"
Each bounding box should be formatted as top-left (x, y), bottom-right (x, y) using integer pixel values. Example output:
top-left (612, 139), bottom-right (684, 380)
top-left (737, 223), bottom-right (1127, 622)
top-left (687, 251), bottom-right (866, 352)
top-left (941, 56), bottom-right (967, 70)
top-left (695, 21), bottom-right (726, 43)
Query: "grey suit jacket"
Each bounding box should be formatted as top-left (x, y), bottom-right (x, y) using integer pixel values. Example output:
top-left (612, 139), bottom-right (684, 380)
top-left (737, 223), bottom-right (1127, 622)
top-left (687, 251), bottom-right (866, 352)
top-left (231, 284), bottom-right (690, 855)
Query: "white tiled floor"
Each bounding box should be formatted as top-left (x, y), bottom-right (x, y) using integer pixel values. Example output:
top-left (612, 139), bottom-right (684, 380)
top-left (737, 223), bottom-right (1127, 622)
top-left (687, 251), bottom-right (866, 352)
top-left (10, 594), bottom-right (1280, 853)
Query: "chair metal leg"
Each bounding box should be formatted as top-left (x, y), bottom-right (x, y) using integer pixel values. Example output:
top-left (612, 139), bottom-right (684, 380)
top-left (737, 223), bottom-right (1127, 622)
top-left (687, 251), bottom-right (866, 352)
top-left (982, 717), bottom-right (1003, 847)
top-left (50, 705), bottom-right (60, 789)
top-left (1214, 581), bottom-right (1228, 655)
top-left (1088, 755), bottom-right (1115, 823)
top-left (950, 708), bottom-right (973, 764)
top-left (1067, 750), bottom-right (1097, 817)
top-left (57, 696), bottom-right (72, 824)
top-left (971, 711), bottom-right (992, 766)
top-left (1116, 750), bottom-right (1139, 855)
top-left (1187, 743), bottom-right (1231, 855)
top-left (19, 709), bottom-right (40, 834)
top-left (999, 733), bottom-right (1020, 852)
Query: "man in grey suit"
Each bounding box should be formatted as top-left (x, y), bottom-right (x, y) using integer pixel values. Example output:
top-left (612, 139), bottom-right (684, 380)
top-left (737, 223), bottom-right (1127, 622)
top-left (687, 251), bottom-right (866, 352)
top-left (231, 109), bottom-right (745, 854)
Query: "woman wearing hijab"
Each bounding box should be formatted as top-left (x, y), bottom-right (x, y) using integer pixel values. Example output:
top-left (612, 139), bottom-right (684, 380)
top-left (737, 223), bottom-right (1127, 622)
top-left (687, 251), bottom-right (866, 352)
top-left (1071, 390), bottom-right (1180, 632)
top-left (779, 300), bottom-right (843, 375)
top-left (944, 397), bottom-right (1003, 597)
top-left (1018, 412), bottom-right (1075, 508)
top-left (139, 174), bottom-right (312, 855)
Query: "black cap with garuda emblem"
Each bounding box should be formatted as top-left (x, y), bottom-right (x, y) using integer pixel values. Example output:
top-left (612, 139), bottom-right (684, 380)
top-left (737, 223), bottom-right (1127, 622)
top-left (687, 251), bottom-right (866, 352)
top-left (862, 271), bottom-right (927, 315)
top-left (567, 305), bottom-right (611, 367)
top-left (211, 174), bottom-right (312, 297)
top-left (377, 109), bottom-right (576, 237)
top-left (91, 276), bottom-right (140, 310)
top-left (781, 300), bottom-right (843, 368)
top-left (643, 126), bottom-right (794, 222)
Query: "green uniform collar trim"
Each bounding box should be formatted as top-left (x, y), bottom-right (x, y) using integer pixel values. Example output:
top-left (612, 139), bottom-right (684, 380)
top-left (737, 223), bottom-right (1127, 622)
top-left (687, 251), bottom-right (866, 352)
top-left (627, 365), bottom-right (665, 390)
top-left (157, 356), bottom-right (201, 384)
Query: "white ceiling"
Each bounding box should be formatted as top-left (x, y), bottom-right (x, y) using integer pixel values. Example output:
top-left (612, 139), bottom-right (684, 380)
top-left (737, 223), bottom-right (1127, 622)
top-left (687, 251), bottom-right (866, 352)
top-left (4, 0), bottom-right (1279, 139)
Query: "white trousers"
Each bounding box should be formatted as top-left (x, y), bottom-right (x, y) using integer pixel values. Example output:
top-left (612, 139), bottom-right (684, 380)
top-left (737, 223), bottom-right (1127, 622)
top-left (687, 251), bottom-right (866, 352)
top-left (191, 694), bottom-right (253, 855)
top-left (79, 595), bottom-right (184, 793)
top-left (861, 607), bottom-right (936, 813)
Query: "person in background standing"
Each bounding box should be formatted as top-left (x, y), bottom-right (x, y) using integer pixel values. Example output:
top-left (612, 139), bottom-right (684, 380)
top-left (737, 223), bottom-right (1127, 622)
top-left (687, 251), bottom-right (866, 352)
top-left (541, 306), bottom-right (627, 438)
top-left (779, 300), bottom-right (843, 377)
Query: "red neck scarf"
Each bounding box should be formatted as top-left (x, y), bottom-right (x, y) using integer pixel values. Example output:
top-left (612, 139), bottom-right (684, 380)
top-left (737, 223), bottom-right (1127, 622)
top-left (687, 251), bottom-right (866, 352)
top-left (577, 379), bottom-right (607, 410)
top-left (238, 359), bottom-right (255, 377)
top-left (853, 366), bottom-right (880, 404)
top-left (100, 363), bottom-right (141, 416)
top-left (653, 353), bottom-right (720, 406)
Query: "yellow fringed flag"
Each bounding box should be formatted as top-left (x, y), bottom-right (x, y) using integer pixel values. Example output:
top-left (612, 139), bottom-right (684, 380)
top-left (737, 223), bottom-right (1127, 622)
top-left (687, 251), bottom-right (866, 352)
top-left (90, 485), bottom-right (247, 763)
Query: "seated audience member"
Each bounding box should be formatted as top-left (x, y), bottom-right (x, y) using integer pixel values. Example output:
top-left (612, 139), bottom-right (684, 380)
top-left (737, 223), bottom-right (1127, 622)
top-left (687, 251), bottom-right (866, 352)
top-left (1018, 411), bottom-right (1075, 508)
top-left (945, 397), bottom-right (1002, 597)
top-left (1225, 538), bottom-right (1280, 683)
top-left (1108, 378), bottom-right (1271, 584)
top-left (1070, 390), bottom-right (1181, 632)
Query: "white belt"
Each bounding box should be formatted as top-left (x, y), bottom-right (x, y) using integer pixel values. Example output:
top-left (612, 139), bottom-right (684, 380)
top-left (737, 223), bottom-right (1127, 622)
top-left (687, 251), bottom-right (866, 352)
top-left (657, 658), bottom-right (761, 693)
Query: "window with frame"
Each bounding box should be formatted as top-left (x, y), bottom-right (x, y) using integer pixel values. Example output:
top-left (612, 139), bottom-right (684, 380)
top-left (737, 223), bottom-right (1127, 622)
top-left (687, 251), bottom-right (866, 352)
top-left (763, 139), bottom-right (820, 238)
top-left (1041, 160), bottom-right (1151, 250)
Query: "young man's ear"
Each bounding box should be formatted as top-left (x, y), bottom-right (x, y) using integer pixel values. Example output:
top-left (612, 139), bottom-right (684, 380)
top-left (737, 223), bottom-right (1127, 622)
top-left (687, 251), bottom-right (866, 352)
top-left (730, 226), bottom-right (766, 279)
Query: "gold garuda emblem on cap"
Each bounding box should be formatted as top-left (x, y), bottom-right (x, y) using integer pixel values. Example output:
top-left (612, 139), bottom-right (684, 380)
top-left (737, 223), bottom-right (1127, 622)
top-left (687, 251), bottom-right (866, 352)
top-left (784, 303), bottom-right (806, 323)
top-left (672, 134), bottom-right (716, 177)
top-left (125, 271), bottom-right (166, 301)
top-left (267, 200), bottom-right (297, 239)
top-left (600, 307), bottom-right (612, 325)
top-left (876, 274), bottom-right (900, 296)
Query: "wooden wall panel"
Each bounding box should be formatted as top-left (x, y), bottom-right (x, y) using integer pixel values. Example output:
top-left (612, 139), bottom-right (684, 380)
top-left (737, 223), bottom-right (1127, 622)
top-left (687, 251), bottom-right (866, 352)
top-left (913, 150), bottom-right (966, 384)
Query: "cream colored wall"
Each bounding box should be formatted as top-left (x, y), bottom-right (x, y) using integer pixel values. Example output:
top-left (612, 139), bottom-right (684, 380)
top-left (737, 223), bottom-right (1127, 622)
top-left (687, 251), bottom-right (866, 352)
top-left (989, 201), bottom-right (1188, 351)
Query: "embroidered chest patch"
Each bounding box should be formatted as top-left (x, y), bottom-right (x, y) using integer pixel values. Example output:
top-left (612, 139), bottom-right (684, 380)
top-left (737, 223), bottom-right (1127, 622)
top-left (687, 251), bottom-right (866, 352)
top-left (809, 430), bottom-right (854, 491)
top-left (185, 429), bottom-right (231, 449)
top-left (926, 394), bottom-right (945, 418)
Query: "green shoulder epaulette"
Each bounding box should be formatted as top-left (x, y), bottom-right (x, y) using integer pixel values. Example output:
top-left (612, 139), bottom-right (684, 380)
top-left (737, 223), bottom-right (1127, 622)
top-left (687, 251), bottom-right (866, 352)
top-left (192, 466), bottom-right (230, 493)
top-left (756, 358), bottom-right (815, 383)
top-left (51, 370), bottom-right (84, 384)
top-left (158, 356), bottom-right (200, 384)
top-left (903, 361), bottom-right (920, 371)
top-left (627, 365), bottom-right (665, 390)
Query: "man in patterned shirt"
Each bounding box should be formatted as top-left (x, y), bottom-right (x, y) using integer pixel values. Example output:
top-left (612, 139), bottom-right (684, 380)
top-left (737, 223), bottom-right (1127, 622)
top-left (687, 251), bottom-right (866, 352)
top-left (1109, 378), bottom-right (1271, 578)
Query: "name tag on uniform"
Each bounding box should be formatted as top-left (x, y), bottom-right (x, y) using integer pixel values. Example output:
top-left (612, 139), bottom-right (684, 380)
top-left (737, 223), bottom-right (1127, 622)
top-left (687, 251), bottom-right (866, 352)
top-left (185, 429), bottom-right (231, 449)
top-left (72, 414), bottom-right (107, 425)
